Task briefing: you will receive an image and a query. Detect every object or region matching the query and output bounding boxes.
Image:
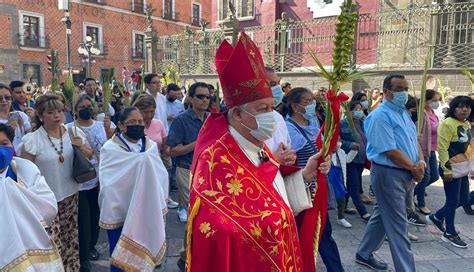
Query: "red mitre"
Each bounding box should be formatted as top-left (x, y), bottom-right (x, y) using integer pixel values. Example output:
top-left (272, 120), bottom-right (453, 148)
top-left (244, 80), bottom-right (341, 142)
top-left (215, 32), bottom-right (272, 108)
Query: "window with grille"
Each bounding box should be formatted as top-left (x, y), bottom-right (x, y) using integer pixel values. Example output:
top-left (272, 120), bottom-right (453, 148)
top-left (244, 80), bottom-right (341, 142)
top-left (192, 3), bottom-right (201, 26)
top-left (134, 33), bottom-right (145, 58)
top-left (22, 15), bottom-right (40, 47)
top-left (163, 0), bottom-right (175, 20)
top-left (219, 0), bottom-right (254, 21)
top-left (132, 0), bottom-right (146, 13)
top-left (86, 26), bottom-right (99, 44)
top-left (22, 64), bottom-right (41, 85)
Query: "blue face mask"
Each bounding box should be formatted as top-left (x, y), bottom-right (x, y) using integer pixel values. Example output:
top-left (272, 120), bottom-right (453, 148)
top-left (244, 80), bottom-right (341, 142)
top-left (272, 85), bottom-right (284, 107)
top-left (302, 103), bottom-right (316, 120)
top-left (391, 91), bottom-right (408, 108)
top-left (353, 110), bottom-right (364, 120)
top-left (0, 146), bottom-right (14, 170)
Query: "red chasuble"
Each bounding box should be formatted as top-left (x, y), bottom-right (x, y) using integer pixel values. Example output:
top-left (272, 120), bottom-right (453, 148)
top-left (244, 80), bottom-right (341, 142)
top-left (186, 113), bottom-right (303, 272)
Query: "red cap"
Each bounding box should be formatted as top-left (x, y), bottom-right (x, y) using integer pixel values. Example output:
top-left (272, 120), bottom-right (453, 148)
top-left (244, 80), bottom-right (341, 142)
top-left (215, 32), bottom-right (272, 108)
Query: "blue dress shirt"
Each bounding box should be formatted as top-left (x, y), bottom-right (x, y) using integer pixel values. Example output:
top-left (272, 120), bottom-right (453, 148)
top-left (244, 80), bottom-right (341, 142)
top-left (364, 99), bottom-right (419, 167)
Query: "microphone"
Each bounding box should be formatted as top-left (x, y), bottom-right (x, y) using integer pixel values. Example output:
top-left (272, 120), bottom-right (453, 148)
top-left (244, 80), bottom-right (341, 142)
top-left (259, 149), bottom-right (269, 162)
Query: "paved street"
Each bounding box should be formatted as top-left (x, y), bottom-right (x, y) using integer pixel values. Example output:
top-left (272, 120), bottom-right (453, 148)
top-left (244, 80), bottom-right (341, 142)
top-left (92, 171), bottom-right (474, 272)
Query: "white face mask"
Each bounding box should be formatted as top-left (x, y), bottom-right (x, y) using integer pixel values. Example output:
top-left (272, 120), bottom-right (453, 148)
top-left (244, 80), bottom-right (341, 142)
top-left (241, 109), bottom-right (276, 142)
top-left (361, 100), bottom-right (369, 110)
top-left (430, 101), bottom-right (441, 110)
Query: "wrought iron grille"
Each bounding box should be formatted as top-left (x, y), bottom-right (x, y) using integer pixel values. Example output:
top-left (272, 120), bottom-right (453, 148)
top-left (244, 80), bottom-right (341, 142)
top-left (156, 2), bottom-right (473, 75)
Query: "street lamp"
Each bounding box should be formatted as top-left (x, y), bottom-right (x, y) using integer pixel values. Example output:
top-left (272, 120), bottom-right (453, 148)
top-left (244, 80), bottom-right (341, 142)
top-left (59, 0), bottom-right (72, 75)
top-left (78, 36), bottom-right (100, 77)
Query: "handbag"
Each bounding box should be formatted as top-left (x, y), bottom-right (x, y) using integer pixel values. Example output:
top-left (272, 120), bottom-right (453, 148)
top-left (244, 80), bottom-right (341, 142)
top-left (327, 161), bottom-right (347, 200)
top-left (284, 119), bottom-right (315, 214)
top-left (68, 126), bottom-right (97, 184)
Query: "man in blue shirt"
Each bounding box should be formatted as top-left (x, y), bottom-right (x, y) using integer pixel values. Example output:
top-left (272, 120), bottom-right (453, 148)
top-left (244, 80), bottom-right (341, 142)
top-left (355, 74), bottom-right (425, 272)
top-left (166, 82), bottom-right (210, 223)
top-left (165, 83), bottom-right (185, 131)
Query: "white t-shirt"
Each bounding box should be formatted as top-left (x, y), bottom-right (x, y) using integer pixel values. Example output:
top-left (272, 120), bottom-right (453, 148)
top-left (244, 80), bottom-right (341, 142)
top-left (0, 111), bottom-right (31, 155)
top-left (264, 110), bottom-right (291, 154)
top-left (20, 125), bottom-right (87, 202)
top-left (66, 121), bottom-right (113, 191)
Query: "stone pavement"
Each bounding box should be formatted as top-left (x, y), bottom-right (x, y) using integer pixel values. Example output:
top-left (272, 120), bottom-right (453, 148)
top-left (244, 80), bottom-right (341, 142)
top-left (92, 172), bottom-right (474, 272)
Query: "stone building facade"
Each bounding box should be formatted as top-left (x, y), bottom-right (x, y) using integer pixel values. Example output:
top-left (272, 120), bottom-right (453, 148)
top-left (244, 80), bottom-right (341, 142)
top-left (0, 0), bottom-right (211, 86)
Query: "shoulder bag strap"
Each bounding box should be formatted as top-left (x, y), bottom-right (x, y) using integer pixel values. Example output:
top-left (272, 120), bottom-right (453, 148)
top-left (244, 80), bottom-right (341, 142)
top-left (287, 118), bottom-right (317, 154)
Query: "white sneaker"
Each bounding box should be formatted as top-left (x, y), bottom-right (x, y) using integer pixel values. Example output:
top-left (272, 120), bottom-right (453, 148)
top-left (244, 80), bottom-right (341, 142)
top-left (337, 218), bottom-right (352, 228)
top-left (167, 198), bottom-right (179, 209)
top-left (177, 208), bottom-right (188, 223)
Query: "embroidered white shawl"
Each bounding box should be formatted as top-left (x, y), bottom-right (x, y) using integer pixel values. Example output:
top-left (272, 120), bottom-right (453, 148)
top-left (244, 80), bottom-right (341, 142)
top-left (0, 158), bottom-right (63, 271)
top-left (99, 136), bottom-right (168, 271)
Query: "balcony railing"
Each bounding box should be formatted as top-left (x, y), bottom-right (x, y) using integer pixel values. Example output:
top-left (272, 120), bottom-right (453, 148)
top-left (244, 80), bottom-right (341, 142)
top-left (131, 3), bottom-right (145, 14)
top-left (162, 9), bottom-right (179, 21)
top-left (132, 48), bottom-right (145, 59)
top-left (18, 34), bottom-right (49, 49)
top-left (191, 16), bottom-right (200, 26)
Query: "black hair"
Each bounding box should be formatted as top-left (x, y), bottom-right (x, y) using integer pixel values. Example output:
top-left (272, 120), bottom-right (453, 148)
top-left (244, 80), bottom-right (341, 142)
top-left (166, 83), bottom-right (180, 93)
top-left (425, 89), bottom-right (439, 101)
top-left (144, 73), bottom-right (159, 85)
top-left (405, 94), bottom-right (419, 110)
top-left (383, 74), bottom-right (405, 91)
top-left (265, 66), bottom-right (275, 73)
top-left (283, 87), bottom-right (312, 117)
top-left (0, 123), bottom-right (15, 143)
top-left (83, 78), bottom-right (95, 84)
top-left (75, 95), bottom-right (94, 112)
top-left (0, 83), bottom-right (12, 92)
top-left (446, 96), bottom-right (473, 120)
top-left (351, 92), bottom-right (367, 103)
top-left (188, 82), bottom-right (210, 97)
top-left (9, 81), bottom-right (24, 90)
top-left (208, 84), bottom-right (215, 91)
top-left (348, 100), bottom-right (362, 111)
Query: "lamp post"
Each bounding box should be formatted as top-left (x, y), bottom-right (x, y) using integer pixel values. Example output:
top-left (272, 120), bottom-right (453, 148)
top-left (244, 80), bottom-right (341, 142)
top-left (78, 36), bottom-right (100, 77)
top-left (59, 0), bottom-right (72, 75)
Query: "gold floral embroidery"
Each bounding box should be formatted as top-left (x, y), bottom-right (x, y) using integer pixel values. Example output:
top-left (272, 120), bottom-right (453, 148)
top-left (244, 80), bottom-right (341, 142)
top-left (220, 155), bottom-right (230, 164)
top-left (227, 178), bottom-right (243, 196)
top-left (237, 166), bottom-right (244, 174)
top-left (199, 222), bottom-right (215, 238)
top-left (250, 222), bottom-right (262, 238)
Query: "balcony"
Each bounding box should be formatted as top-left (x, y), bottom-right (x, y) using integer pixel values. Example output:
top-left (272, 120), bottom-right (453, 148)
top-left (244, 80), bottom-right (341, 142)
top-left (162, 9), bottom-right (179, 21)
top-left (191, 16), bottom-right (200, 26)
top-left (131, 3), bottom-right (145, 14)
top-left (18, 34), bottom-right (49, 49)
top-left (132, 48), bottom-right (145, 59)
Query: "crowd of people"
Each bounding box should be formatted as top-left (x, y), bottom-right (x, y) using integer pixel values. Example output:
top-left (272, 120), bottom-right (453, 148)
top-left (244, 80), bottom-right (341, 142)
top-left (1, 32), bottom-right (474, 272)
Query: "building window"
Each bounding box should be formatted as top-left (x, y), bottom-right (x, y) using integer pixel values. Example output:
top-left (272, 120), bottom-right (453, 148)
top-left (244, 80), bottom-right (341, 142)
top-left (163, 0), bottom-right (176, 20)
top-left (83, 23), bottom-right (104, 52)
top-left (18, 11), bottom-right (45, 48)
top-left (219, 0), bottom-right (255, 21)
top-left (22, 64), bottom-right (41, 85)
top-left (132, 0), bottom-right (146, 13)
top-left (192, 3), bottom-right (201, 26)
top-left (133, 32), bottom-right (145, 58)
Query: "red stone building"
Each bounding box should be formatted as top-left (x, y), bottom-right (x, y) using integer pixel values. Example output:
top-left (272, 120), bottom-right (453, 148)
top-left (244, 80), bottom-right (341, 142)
top-left (0, 0), bottom-right (211, 86)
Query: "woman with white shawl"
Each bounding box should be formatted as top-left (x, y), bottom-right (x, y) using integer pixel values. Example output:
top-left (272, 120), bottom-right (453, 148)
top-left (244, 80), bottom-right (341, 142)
top-left (99, 107), bottom-right (168, 271)
top-left (0, 123), bottom-right (63, 271)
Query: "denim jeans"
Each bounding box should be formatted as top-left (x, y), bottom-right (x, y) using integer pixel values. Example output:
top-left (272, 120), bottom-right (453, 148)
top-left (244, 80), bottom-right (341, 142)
top-left (434, 175), bottom-right (470, 234)
top-left (346, 162), bottom-right (368, 217)
top-left (415, 152), bottom-right (439, 207)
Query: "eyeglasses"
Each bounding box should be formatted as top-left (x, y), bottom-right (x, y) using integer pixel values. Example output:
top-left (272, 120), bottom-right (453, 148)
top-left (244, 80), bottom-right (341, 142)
top-left (0, 96), bottom-right (12, 101)
top-left (194, 94), bottom-right (211, 100)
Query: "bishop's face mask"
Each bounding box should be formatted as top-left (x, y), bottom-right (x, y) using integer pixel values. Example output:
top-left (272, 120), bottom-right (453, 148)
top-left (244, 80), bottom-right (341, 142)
top-left (240, 109), bottom-right (276, 142)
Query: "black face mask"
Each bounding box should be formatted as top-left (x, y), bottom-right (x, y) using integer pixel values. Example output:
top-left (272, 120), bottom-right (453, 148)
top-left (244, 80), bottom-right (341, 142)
top-left (411, 112), bottom-right (418, 123)
top-left (124, 125), bottom-right (145, 141)
top-left (167, 97), bottom-right (176, 103)
top-left (78, 107), bottom-right (93, 120)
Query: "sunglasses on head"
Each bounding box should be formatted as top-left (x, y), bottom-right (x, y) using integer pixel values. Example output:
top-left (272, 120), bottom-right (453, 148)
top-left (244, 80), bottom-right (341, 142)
top-left (194, 94), bottom-right (210, 100)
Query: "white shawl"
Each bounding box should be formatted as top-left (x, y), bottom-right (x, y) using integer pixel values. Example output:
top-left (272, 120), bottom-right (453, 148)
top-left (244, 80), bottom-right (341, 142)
top-left (0, 158), bottom-right (63, 272)
top-left (99, 136), bottom-right (168, 271)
